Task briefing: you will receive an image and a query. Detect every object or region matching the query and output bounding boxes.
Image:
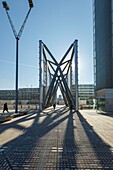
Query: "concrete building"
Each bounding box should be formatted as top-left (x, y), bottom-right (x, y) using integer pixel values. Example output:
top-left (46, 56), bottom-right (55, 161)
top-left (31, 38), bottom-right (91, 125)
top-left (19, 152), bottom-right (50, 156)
top-left (78, 84), bottom-right (94, 101)
top-left (19, 88), bottom-right (39, 101)
top-left (72, 84), bottom-right (94, 107)
top-left (0, 90), bottom-right (15, 100)
top-left (93, 0), bottom-right (113, 111)
top-left (0, 88), bottom-right (39, 101)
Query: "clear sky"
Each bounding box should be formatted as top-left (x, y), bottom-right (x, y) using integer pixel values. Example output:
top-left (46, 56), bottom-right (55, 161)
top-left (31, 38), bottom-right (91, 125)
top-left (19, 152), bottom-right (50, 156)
top-left (0, 0), bottom-right (93, 90)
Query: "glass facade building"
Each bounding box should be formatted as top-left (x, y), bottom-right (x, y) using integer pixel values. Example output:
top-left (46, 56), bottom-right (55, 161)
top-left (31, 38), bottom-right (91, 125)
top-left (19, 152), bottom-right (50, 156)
top-left (93, 0), bottom-right (113, 111)
top-left (78, 84), bottom-right (94, 101)
top-left (72, 84), bottom-right (94, 105)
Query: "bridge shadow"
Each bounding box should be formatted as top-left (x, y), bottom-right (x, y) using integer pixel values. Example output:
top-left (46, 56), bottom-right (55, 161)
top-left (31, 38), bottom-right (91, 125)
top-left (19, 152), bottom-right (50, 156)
top-left (57, 110), bottom-right (113, 169)
top-left (0, 107), bottom-right (113, 169)
top-left (0, 106), bottom-right (70, 169)
top-left (76, 111), bottom-right (113, 169)
top-left (58, 110), bottom-right (77, 169)
top-left (0, 106), bottom-right (67, 135)
top-left (0, 112), bottom-right (36, 134)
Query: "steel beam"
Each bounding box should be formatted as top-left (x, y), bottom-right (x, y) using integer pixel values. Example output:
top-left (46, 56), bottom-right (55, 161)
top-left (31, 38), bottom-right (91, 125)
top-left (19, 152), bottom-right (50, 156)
top-left (74, 39), bottom-right (78, 111)
top-left (39, 40), bottom-right (78, 110)
top-left (58, 80), bottom-right (68, 106)
top-left (39, 40), bottom-right (43, 112)
top-left (43, 66), bottom-right (59, 107)
top-left (47, 79), bottom-right (58, 105)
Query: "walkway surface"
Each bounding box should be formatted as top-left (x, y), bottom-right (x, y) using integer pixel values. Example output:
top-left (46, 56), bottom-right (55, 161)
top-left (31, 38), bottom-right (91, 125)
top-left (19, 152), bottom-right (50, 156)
top-left (0, 106), bottom-right (113, 169)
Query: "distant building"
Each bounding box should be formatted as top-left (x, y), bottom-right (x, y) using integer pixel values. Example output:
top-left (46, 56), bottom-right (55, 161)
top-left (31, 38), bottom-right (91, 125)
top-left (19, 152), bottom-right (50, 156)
top-left (72, 84), bottom-right (94, 105)
top-left (58, 95), bottom-right (62, 99)
top-left (93, 0), bottom-right (113, 111)
top-left (19, 88), bottom-right (39, 101)
top-left (78, 84), bottom-right (94, 103)
top-left (0, 88), bottom-right (39, 101)
top-left (57, 94), bottom-right (64, 105)
top-left (0, 85), bottom-right (94, 108)
top-left (0, 90), bottom-right (15, 100)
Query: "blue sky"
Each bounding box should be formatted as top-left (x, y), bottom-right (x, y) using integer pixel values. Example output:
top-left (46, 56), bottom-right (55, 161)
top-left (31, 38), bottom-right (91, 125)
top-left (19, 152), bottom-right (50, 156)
top-left (0, 0), bottom-right (93, 90)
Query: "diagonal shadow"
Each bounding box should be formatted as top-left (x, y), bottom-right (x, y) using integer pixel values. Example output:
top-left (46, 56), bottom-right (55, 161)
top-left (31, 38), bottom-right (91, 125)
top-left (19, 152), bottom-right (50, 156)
top-left (0, 106), bottom-right (67, 141)
top-left (0, 112), bottom-right (36, 134)
top-left (58, 109), bottom-right (113, 169)
top-left (0, 106), bottom-right (71, 169)
top-left (76, 111), bottom-right (113, 169)
top-left (58, 109), bottom-right (77, 169)
top-left (1, 107), bottom-right (113, 169)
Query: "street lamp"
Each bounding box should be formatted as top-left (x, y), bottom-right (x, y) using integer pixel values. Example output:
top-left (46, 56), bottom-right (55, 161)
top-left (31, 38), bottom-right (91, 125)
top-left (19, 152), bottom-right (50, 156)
top-left (2, 1), bottom-right (34, 113)
top-left (28, 0), bottom-right (34, 8)
top-left (2, 1), bottom-right (9, 10)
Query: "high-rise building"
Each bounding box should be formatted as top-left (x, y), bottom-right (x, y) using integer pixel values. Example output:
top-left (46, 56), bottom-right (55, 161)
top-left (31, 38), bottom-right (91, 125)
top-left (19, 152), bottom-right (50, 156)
top-left (93, 0), bottom-right (113, 111)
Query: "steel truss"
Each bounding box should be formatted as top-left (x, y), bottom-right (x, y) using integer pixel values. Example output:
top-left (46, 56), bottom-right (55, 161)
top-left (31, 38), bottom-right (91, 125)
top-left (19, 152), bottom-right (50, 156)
top-left (39, 40), bottom-right (78, 112)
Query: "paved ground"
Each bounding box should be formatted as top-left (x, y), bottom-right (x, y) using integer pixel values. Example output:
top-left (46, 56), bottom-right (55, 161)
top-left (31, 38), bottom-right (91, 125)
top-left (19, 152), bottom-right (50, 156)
top-left (0, 106), bottom-right (113, 169)
top-left (80, 110), bottom-right (113, 148)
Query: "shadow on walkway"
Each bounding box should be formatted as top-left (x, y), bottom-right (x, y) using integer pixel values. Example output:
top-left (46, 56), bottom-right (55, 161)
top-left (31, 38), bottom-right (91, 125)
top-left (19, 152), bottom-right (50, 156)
top-left (0, 106), bottom-right (70, 169)
top-left (58, 110), bottom-right (113, 169)
top-left (58, 110), bottom-right (77, 169)
top-left (0, 107), bottom-right (113, 169)
top-left (76, 111), bottom-right (113, 169)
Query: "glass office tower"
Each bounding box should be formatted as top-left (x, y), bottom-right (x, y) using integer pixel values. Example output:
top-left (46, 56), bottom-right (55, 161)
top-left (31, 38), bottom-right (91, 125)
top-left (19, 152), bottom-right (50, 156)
top-left (93, 0), bottom-right (113, 111)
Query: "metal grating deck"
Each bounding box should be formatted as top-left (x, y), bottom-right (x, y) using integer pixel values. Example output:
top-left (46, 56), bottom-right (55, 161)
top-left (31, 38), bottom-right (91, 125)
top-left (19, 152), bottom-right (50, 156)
top-left (0, 107), bottom-right (113, 169)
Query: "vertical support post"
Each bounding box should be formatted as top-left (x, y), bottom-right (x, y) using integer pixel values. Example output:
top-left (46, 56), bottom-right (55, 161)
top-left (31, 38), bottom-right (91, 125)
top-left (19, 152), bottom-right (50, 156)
top-left (39, 40), bottom-right (43, 112)
top-left (46, 61), bottom-right (48, 94)
top-left (15, 37), bottom-right (19, 113)
top-left (70, 61), bottom-right (72, 93)
top-left (74, 39), bottom-right (78, 111)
